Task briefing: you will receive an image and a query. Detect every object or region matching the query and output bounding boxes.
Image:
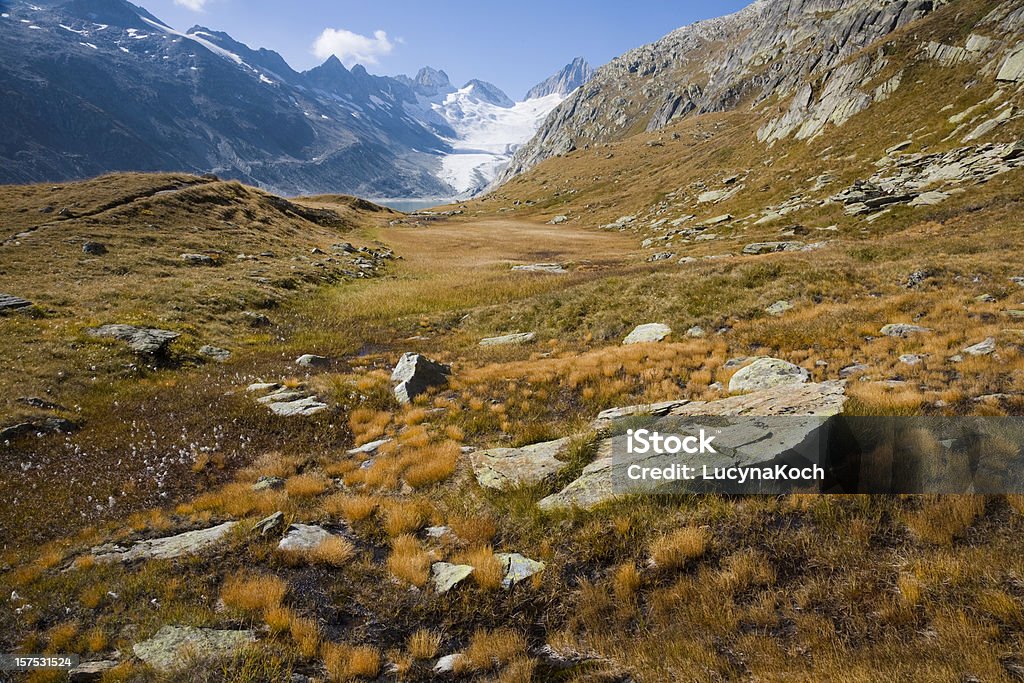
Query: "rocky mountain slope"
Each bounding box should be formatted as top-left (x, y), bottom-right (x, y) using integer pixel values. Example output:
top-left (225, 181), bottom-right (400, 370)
top-left (499, 0), bottom-right (1024, 182)
top-left (524, 56), bottom-right (594, 99)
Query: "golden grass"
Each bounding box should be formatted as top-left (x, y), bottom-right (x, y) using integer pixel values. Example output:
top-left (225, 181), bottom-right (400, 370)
top-left (612, 562), bottom-right (643, 602)
top-left (454, 628), bottom-right (527, 674)
top-left (904, 495), bottom-right (986, 545)
top-left (408, 629), bottom-right (441, 660)
top-left (323, 642), bottom-right (382, 682)
top-left (402, 441), bottom-right (461, 488)
top-left (309, 535), bottom-right (357, 567)
top-left (285, 473), bottom-right (330, 498)
top-left (323, 493), bottom-right (379, 523)
top-left (448, 514), bottom-right (497, 546)
top-left (387, 535), bottom-right (432, 587)
top-left (454, 545), bottom-right (505, 591)
top-left (289, 615), bottom-right (322, 659)
top-left (649, 527), bottom-right (709, 570)
top-left (264, 606), bottom-right (294, 635)
top-left (221, 572), bottom-right (288, 616)
top-left (45, 622), bottom-right (78, 652)
top-left (382, 500), bottom-right (430, 537)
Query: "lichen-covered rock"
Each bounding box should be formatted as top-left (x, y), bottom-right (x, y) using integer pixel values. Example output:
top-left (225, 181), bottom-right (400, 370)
top-left (92, 522), bottom-right (237, 563)
top-left (391, 353), bottom-right (451, 404)
top-left (623, 323), bottom-right (671, 345)
top-left (728, 358), bottom-right (809, 393)
top-left (470, 438), bottom-right (572, 490)
top-left (133, 626), bottom-right (254, 670)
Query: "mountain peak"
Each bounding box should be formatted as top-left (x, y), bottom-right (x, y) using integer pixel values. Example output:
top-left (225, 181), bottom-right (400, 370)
top-left (525, 57), bottom-right (594, 100)
top-left (412, 66), bottom-right (453, 97)
top-left (463, 79), bottom-right (513, 108)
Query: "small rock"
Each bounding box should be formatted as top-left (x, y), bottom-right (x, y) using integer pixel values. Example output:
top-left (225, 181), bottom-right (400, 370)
top-left (347, 438), bottom-right (390, 455)
top-left (899, 354), bottom-right (923, 365)
top-left (1011, 277), bottom-right (1024, 287)
top-left (685, 326), bottom-right (705, 338)
top-left (70, 660), bottom-right (119, 682)
top-left (180, 253), bottom-right (215, 266)
top-left (497, 553), bottom-right (545, 588)
top-left (511, 263), bottom-right (568, 274)
top-left (765, 300), bottom-right (794, 316)
top-left (963, 337), bottom-right (996, 356)
top-left (729, 357), bottom-right (810, 393)
top-left (434, 654), bottom-right (464, 674)
top-left (742, 241), bottom-right (804, 255)
top-left (480, 332), bottom-right (536, 346)
top-left (82, 241), bottom-right (108, 256)
top-left (247, 383), bottom-right (281, 393)
top-left (430, 562), bottom-right (474, 593)
top-left (295, 354), bottom-right (330, 368)
top-left (391, 353), bottom-right (451, 404)
top-left (278, 524), bottom-right (334, 553)
top-left (548, 215), bottom-right (568, 225)
top-left (425, 525), bottom-right (451, 538)
top-left (623, 323), bottom-right (671, 345)
top-left (647, 251), bottom-right (676, 262)
top-left (880, 323), bottom-right (931, 338)
top-left (242, 312), bottom-right (272, 328)
top-left (975, 294), bottom-right (997, 303)
top-left (251, 512), bottom-right (284, 536)
top-left (199, 345), bottom-right (231, 362)
top-left (909, 191), bottom-right (950, 207)
top-left (253, 476), bottom-right (284, 491)
top-left (92, 522), bottom-right (237, 563)
top-left (267, 396), bottom-right (329, 417)
top-left (949, 354), bottom-right (964, 363)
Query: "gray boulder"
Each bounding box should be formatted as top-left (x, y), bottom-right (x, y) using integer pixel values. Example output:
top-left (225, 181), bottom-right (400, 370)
top-left (278, 524), bottom-right (334, 553)
top-left (87, 324), bottom-right (180, 354)
top-left (251, 512), bottom-right (284, 537)
top-left (880, 323), bottom-right (931, 338)
top-left (391, 353), bottom-right (451, 404)
top-left (729, 357), bottom-right (810, 393)
top-left (470, 438), bottom-right (572, 490)
top-left (267, 396), bottom-right (329, 417)
top-left (765, 300), bottom-right (794, 316)
top-left (497, 553), bottom-right (545, 588)
top-left (82, 241), bottom-right (108, 256)
top-left (133, 626), bottom-right (255, 670)
top-left (623, 323), bottom-right (671, 345)
top-left (180, 253), bottom-right (215, 266)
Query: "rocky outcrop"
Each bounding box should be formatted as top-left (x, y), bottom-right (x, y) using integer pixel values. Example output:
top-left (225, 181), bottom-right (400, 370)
top-left (470, 438), bottom-right (572, 490)
top-left (480, 332), bottom-right (536, 346)
top-left (540, 381), bottom-right (847, 511)
top-left (525, 57), bottom-right (594, 99)
top-left (92, 522), bottom-right (237, 563)
top-left (623, 323), bottom-right (672, 345)
top-left (0, 293), bottom-right (33, 311)
top-left (87, 324), bottom-right (180, 354)
top-left (499, 0), bottom-right (939, 180)
top-left (133, 626), bottom-right (255, 670)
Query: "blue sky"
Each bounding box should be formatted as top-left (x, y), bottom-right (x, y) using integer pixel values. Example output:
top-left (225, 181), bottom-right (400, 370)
top-left (139, 0), bottom-right (751, 98)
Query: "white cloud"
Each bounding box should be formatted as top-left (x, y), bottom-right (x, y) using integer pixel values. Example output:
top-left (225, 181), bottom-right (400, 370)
top-left (174, 0), bottom-right (208, 10)
top-left (312, 27), bottom-right (396, 67)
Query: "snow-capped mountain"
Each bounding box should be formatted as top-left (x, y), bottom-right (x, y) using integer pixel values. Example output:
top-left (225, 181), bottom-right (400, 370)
top-left (0, 0), bottom-right (590, 199)
top-left (403, 60), bottom-right (594, 198)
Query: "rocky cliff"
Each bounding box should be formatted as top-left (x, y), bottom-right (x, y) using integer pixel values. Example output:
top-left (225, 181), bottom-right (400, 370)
top-left (499, 0), bottom-right (1024, 182)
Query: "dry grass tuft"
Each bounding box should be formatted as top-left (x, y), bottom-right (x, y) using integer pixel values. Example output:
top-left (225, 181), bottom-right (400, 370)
top-left (454, 628), bottom-right (527, 674)
top-left (290, 615), bottom-right (322, 659)
top-left (904, 495), bottom-right (985, 545)
top-left (649, 526), bottom-right (709, 570)
top-left (309, 535), bottom-right (357, 567)
top-left (285, 473), bottom-right (330, 498)
top-left (382, 500), bottom-right (431, 537)
top-left (387, 534), bottom-right (432, 587)
top-left (221, 572), bottom-right (288, 616)
top-left (323, 642), bottom-right (382, 682)
top-left (323, 493), bottom-right (379, 523)
top-left (408, 629), bottom-right (441, 660)
top-left (448, 514), bottom-right (497, 545)
top-left (455, 545), bottom-right (505, 591)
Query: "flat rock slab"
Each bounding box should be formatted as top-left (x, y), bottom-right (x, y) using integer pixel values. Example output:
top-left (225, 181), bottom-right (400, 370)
top-left (765, 300), bottom-right (795, 316)
top-left (623, 323), bottom-right (672, 345)
top-left (431, 562), bottom-right (475, 593)
top-left (511, 263), bottom-right (568, 274)
top-left (133, 626), bottom-right (254, 670)
top-left (199, 345), bottom-right (231, 362)
top-left (267, 396), bottom-right (329, 417)
top-left (497, 553), bottom-right (545, 588)
top-left (729, 357), bottom-right (809, 393)
top-left (480, 332), bottom-right (536, 346)
top-left (542, 382), bottom-right (847, 511)
top-left (963, 337), bottom-right (996, 356)
top-left (880, 323), bottom-right (931, 338)
top-left (87, 324), bottom-right (181, 354)
top-left (93, 522), bottom-right (237, 563)
top-left (347, 438), bottom-right (391, 455)
top-left (470, 437), bottom-right (572, 490)
top-left (296, 354), bottom-right (330, 368)
top-left (0, 294), bottom-right (32, 311)
top-left (69, 659), bottom-right (119, 681)
top-left (391, 352), bottom-right (451, 404)
top-left (743, 241), bottom-right (804, 255)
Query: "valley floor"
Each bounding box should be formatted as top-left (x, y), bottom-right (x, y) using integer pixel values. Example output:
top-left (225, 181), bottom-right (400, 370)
top-left (2, 174), bottom-right (1024, 682)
